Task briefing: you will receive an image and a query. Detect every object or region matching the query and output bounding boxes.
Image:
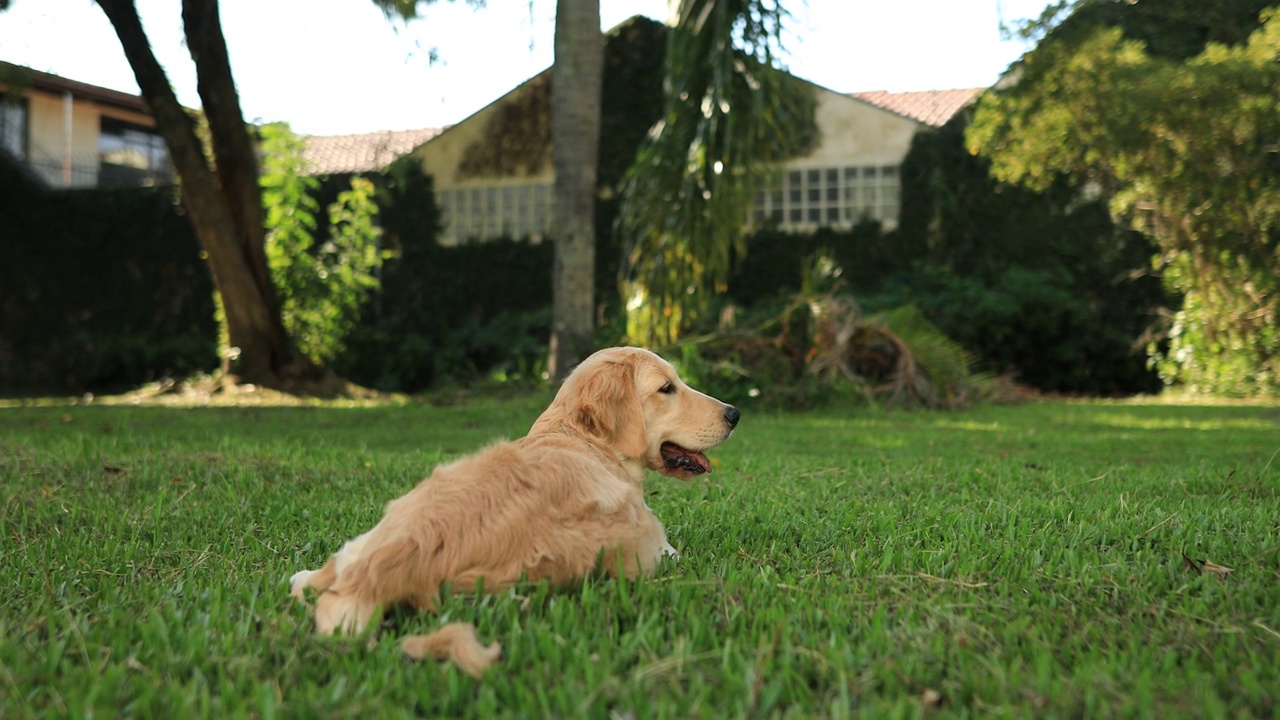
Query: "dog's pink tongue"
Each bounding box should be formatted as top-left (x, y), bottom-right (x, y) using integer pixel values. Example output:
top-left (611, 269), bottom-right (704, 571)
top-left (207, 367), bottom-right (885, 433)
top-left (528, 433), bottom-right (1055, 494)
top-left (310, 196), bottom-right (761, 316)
top-left (689, 451), bottom-right (711, 473)
top-left (686, 448), bottom-right (716, 471)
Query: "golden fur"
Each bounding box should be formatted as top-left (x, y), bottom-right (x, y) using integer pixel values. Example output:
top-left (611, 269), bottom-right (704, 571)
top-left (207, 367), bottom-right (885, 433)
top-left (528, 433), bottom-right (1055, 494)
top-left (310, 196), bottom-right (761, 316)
top-left (289, 346), bottom-right (740, 676)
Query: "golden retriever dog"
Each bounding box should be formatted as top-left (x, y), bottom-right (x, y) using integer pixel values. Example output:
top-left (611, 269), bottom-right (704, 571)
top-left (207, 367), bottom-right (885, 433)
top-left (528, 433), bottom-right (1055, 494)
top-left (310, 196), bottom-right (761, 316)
top-left (289, 346), bottom-right (740, 676)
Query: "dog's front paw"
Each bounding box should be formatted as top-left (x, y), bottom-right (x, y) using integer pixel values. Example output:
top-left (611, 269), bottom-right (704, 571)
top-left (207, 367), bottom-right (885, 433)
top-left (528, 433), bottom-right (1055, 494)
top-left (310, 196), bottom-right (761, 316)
top-left (289, 569), bottom-right (316, 600)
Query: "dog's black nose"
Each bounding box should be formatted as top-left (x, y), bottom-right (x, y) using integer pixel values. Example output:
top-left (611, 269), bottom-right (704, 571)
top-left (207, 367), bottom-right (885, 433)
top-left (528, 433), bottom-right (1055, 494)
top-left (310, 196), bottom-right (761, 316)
top-left (724, 405), bottom-right (740, 429)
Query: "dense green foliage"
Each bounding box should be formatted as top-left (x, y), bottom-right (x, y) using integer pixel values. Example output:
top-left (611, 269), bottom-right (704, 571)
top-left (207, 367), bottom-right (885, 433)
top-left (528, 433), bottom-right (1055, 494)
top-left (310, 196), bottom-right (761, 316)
top-left (0, 158), bottom-right (216, 395)
top-left (970, 1), bottom-right (1280, 396)
top-left (260, 123), bottom-right (384, 365)
top-left (331, 158), bottom-right (554, 392)
top-left (894, 119), bottom-right (1167, 395)
top-left (0, 152), bottom-right (553, 397)
top-left (3, 398), bottom-right (1278, 717)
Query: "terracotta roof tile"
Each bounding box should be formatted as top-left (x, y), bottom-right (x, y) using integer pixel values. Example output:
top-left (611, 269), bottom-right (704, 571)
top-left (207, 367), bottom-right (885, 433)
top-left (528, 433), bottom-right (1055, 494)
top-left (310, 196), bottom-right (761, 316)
top-left (301, 127), bottom-right (440, 175)
top-left (851, 88), bottom-right (983, 128)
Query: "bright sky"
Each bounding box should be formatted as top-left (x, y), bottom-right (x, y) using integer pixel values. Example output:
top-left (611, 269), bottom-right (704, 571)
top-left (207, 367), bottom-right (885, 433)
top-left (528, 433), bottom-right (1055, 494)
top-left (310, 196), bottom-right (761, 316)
top-left (0, 0), bottom-right (1054, 136)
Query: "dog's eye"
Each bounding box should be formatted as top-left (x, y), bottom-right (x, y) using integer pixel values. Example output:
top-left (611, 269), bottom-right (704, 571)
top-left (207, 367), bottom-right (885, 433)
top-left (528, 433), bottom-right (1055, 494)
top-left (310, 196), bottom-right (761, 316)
top-left (659, 381), bottom-right (676, 395)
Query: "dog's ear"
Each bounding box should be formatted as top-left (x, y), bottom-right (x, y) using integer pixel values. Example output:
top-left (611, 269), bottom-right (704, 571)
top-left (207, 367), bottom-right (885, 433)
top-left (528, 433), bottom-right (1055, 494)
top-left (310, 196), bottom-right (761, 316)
top-left (572, 359), bottom-right (648, 459)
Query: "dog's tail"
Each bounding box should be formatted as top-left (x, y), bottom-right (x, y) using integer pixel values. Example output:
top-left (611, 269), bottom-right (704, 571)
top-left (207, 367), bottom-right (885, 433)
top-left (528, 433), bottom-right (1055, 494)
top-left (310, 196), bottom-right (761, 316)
top-left (401, 623), bottom-right (502, 677)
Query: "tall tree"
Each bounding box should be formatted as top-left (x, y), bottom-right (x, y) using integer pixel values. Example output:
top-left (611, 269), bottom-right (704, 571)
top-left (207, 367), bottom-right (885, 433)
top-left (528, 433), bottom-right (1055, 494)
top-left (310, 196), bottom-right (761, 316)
top-left (618, 0), bottom-right (815, 346)
top-left (95, 0), bottom-right (327, 392)
top-left (968, 2), bottom-right (1280, 395)
top-left (548, 0), bottom-right (603, 378)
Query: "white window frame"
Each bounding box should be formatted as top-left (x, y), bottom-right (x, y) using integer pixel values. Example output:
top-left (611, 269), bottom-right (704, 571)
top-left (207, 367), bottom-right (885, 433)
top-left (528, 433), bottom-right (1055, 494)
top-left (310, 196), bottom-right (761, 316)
top-left (751, 163), bottom-right (901, 231)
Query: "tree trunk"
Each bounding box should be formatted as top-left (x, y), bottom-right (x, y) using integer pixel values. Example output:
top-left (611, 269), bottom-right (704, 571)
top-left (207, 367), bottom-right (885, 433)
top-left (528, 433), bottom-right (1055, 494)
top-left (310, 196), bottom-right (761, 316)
top-left (96, 0), bottom-right (320, 391)
top-left (182, 0), bottom-right (275, 317)
top-left (549, 0), bottom-right (603, 380)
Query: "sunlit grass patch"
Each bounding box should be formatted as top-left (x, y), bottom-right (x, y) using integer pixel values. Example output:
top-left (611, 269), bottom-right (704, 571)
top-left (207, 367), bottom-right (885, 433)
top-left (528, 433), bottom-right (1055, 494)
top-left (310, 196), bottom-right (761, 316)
top-left (1, 398), bottom-right (1277, 718)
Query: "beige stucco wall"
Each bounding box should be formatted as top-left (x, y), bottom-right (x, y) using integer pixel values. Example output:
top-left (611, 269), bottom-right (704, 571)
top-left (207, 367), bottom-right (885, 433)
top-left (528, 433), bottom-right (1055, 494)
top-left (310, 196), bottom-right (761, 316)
top-left (412, 79), bottom-right (553, 189)
top-left (412, 114), bottom-right (488, 188)
top-left (786, 85), bottom-right (922, 170)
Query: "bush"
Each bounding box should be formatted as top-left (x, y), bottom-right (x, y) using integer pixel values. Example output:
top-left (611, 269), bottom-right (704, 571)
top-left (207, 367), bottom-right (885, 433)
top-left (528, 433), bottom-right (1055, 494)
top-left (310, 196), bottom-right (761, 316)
top-left (0, 158), bottom-right (216, 396)
top-left (260, 124), bottom-right (384, 365)
top-left (333, 160), bottom-right (557, 392)
top-left (895, 266), bottom-right (1149, 394)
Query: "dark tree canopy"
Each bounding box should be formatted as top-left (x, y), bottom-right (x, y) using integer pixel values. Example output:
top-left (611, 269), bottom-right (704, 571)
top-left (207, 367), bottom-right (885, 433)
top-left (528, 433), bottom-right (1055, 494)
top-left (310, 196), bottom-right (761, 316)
top-left (971, 0), bottom-right (1280, 395)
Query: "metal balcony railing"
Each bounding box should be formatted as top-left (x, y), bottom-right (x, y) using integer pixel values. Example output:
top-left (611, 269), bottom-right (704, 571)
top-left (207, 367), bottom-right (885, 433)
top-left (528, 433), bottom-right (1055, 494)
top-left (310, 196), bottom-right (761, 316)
top-left (3, 140), bottom-right (174, 189)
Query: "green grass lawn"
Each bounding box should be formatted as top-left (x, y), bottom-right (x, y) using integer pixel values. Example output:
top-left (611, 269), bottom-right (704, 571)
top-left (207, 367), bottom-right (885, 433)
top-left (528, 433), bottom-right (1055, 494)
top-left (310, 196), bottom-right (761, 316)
top-left (2, 396), bottom-right (1278, 718)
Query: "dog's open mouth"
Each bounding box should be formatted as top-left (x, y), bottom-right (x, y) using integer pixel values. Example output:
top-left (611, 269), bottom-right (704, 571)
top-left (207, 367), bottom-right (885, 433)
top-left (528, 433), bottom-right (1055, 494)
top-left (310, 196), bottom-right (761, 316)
top-left (660, 441), bottom-right (711, 475)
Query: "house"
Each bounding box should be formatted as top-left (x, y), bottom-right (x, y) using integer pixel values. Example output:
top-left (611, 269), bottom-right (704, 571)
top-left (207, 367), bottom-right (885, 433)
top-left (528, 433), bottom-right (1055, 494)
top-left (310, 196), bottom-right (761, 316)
top-left (405, 17), bottom-right (981, 245)
top-left (746, 86), bottom-right (981, 232)
top-left (0, 61), bottom-right (171, 188)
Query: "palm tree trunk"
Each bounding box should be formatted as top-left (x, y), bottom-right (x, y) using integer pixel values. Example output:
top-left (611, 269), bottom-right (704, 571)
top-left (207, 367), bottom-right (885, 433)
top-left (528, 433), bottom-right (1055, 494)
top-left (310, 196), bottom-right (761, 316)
top-left (549, 0), bottom-right (603, 379)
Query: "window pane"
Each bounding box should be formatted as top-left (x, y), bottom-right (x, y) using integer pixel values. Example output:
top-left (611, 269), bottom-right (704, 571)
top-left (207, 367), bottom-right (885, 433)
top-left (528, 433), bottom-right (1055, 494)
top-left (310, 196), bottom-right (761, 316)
top-left (0, 98), bottom-right (26, 159)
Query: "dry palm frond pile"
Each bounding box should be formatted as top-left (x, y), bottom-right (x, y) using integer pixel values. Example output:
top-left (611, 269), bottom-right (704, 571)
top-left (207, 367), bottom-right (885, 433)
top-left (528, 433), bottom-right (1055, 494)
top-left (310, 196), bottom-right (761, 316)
top-left (677, 289), bottom-right (993, 410)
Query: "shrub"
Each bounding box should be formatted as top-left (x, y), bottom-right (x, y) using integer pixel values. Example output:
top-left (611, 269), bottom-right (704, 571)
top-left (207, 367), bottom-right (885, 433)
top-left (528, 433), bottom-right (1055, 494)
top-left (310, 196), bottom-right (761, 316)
top-left (260, 123), bottom-right (384, 365)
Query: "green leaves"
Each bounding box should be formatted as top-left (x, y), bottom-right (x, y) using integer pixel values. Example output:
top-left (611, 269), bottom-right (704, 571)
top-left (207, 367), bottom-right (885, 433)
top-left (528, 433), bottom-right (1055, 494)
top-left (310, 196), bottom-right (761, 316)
top-left (618, 0), bottom-right (816, 346)
top-left (259, 123), bottom-right (385, 365)
top-left (968, 5), bottom-right (1280, 396)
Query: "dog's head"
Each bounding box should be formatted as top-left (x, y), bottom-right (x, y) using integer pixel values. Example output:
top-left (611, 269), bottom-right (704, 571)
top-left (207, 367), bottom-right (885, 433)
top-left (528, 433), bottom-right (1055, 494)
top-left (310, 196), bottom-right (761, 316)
top-left (541, 347), bottom-right (740, 480)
